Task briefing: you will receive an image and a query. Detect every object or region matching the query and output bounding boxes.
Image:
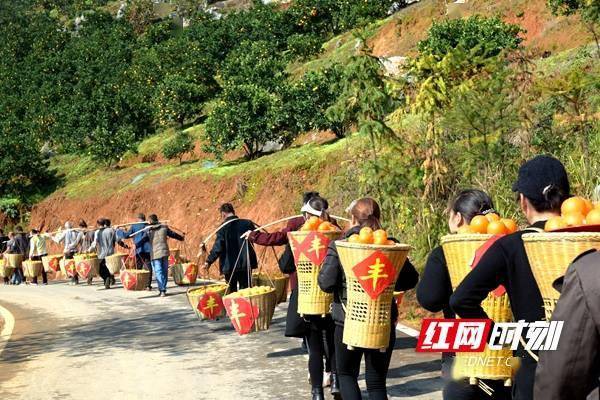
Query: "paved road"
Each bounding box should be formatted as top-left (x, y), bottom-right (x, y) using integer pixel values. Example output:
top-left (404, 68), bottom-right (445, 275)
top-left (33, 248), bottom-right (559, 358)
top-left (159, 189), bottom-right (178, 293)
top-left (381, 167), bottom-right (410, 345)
top-left (0, 279), bottom-right (442, 400)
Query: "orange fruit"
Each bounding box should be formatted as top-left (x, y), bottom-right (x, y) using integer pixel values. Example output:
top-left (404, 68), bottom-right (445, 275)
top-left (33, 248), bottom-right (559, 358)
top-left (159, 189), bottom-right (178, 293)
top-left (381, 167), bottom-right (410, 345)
top-left (373, 229), bottom-right (388, 241)
top-left (306, 216), bottom-right (321, 230)
top-left (561, 197), bottom-right (588, 216)
top-left (358, 227), bottom-right (374, 244)
top-left (583, 198), bottom-right (593, 215)
top-left (457, 225), bottom-right (474, 234)
top-left (470, 215), bottom-right (489, 234)
top-left (585, 209), bottom-right (600, 225)
top-left (487, 220), bottom-right (508, 235)
top-left (300, 223), bottom-right (312, 231)
top-left (563, 212), bottom-right (585, 227)
top-left (501, 218), bottom-right (518, 234)
top-left (485, 213), bottom-right (500, 222)
top-left (348, 234), bottom-right (361, 243)
top-left (373, 236), bottom-right (388, 245)
top-left (387, 240), bottom-right (395, 245)
top-left (545, 216), bottom-right (567, 232)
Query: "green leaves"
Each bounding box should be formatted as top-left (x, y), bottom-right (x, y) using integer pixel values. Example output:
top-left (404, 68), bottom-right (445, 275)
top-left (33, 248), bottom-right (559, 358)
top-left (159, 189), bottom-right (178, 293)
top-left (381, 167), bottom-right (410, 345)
top-left (162, 131), bottom-right (195, 164)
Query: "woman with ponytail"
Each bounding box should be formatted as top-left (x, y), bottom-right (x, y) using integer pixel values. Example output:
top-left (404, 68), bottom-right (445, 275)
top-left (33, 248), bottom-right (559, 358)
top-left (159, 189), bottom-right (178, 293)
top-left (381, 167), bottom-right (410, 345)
top-left (318, 197), bottom-right (418, 400)
top-left (450, 155), bottom-right (571, 400)
top-left (418, 189), bottom-right (511, 399)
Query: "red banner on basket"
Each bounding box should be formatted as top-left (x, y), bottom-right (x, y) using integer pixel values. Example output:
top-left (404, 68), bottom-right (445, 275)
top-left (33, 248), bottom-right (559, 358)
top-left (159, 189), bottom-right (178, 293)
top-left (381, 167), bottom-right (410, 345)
top-left (76, 261), bottom-right (92, 279)
top-left (168, 254), bottom-right (177, 266)
top-left (352, 250), bottom-right (397, 300)
top-left (198, 292), bottom-right (224, 320)
top-left (49, 258), bottom-right (60, 272)
top-left (289, 235), bottom-right (305, 264)
top-left (185, 264), bottom-right (197, 282)
top-left (64, 260), bottom-right (77, 277)
top-left (471, 235), bottom-right (506, 297)
top-left (223, 297), bottom-right (259, 335)
top-left (120, 270), bottom-right (138, 290)
top-left (303, 232), bottom-right (331, 266)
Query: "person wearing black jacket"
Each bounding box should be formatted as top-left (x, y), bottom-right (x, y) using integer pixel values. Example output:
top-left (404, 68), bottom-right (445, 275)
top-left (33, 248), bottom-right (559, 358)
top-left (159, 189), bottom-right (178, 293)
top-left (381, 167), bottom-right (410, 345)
top-left (418, 189), bottom-right (511, 399)
top-left (450, 155), bottom-right (571, 400)
top-left (318, 197), bottom-right (419, 400)
top-left (204, 203), bottom-right (257, 293)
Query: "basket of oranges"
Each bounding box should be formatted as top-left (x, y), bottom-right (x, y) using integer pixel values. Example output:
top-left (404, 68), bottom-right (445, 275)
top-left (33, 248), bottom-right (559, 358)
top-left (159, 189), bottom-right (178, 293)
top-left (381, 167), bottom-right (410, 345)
top-left (253, 272), bottom-right (289, 304)
top-left (119, 269), bottom-right (151, 291)
top-left (0, 259), bottom-right (12, 279)
top-left (523, 197), bottom-right (600, 320)
top-left (23, 260), bottom-right (44, 279)
top-left (105, 253), bottom-right (127, 275)
top-left (223, 286), bottom-right (278, 334)
top-left (336, 228), bottom-right (411, 350)
top-left (42, 254), bottom-right (62, 273)
top-left (441, 213), bottom-right (516, 383)
top-left (288, 217), bottom-right (342, 317)
top-left (187, 283), bottom-right (229, 320)
top-left (171, 262), bottom-right (199, 286)
top-left (73, 253), bottom-right (100, 280)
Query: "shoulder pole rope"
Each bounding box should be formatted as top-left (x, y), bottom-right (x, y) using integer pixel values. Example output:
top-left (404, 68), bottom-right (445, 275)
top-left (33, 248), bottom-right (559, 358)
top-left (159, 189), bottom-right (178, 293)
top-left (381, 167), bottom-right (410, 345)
top-left (331, 215), bottom-right (351, 223)
top-left (249, 215), bottom-right (303, 234)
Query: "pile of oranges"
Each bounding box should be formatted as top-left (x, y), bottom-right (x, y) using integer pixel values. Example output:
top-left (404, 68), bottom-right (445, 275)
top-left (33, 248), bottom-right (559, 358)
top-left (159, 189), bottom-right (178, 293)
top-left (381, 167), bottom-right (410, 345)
top-left (348, 227), bottom-right (395, 245)
top-left (457, 213), bottom-right (518, 235)
top-left (300, 216), bottom-right (339, 232)
top-left (545, 196), bottom-right (600, 231)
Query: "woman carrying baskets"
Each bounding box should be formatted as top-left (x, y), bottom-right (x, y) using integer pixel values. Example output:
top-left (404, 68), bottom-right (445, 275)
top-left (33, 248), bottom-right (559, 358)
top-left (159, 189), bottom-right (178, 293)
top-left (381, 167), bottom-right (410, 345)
top-left (417, 189), bottom-right (510, 399)
top-left (450, 155), bottom-right (571, 400)
top-left (318, 197), bottom-right (418, 400)
top-left (246, 192), bottom-right (341, 400)
top-left (3, 230), bottom-right (28, 285)
top-left (29, 229), bottom-right (49, 285)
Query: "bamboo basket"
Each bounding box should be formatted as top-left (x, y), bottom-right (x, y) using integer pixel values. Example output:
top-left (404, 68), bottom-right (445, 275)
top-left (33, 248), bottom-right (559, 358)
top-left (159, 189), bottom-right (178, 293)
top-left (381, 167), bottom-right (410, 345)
top-left (187, 283), bottom-right (229, 320)
top-left (74, 253), bottom-right (100, 279)
top-left (23, 260), bottom-right (43, 278)
top-left (171, 263), bottom-right (198, 286)
top-left (224, 287), bottom-right (278, 333)
top-left (0, 259), bottom-right (14, 278)
top-left (441, 234), bottom-right (514, 383)
top-left (253, 273), bottom-right (289, 304)
top-left (169, 248), bottom-right (181, 263)
top-left (105, 253), bottom-right (126, 275)
top-left (523, 232), bottom-right (600, 320)
top-left (42, 254), bottom-right (62, 272)
top-left (336, 240), bottom-right (410, 350)
top-left (120, 269), bottom-right (151, 291)
top-left (60, 258), bottom-right (77, 278)
top-left (5, 253), bottom-right (24, 269)
top-left (288, 231), bottom-right (342, 316)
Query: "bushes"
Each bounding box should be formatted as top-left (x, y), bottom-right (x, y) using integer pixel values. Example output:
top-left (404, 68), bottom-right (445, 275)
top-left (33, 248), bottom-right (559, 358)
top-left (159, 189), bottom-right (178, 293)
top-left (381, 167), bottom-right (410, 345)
top-left (162, 131), bottom-right (195, 164)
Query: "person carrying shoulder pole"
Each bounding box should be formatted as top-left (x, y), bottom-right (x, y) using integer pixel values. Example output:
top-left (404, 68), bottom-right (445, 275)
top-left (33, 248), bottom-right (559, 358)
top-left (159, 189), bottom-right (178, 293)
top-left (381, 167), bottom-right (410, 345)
top-left (29, 229), bottom-right (49, 285)
top-left (53, 221), bottom-right (81, 285)
top-left (141, 214), bottom-right (184, 297)
top-left (89, 218), bottom-right (129, 289)
top-left (122, 213), bottom-right (153, 291)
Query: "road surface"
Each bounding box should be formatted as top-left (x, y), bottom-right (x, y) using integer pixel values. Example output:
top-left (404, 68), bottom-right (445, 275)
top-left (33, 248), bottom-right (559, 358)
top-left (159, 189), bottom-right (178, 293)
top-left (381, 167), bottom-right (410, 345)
top-left (0, 279), bottom-right (442, 400)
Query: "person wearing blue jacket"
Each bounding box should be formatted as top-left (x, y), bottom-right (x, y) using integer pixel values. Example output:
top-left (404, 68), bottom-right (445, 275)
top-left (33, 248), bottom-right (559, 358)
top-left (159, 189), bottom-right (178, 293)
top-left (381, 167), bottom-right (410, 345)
top-left (123, 213), bottom-right (153, 290)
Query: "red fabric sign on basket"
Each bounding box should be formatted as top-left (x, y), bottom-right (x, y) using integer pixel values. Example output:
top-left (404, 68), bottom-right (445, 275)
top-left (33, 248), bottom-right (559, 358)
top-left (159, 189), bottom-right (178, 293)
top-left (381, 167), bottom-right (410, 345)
top-left (289, 235), bottom-right (305, 264)
top-left (352, 250), bottom-right (397, 300)
top-left (223, 297), bottom-right (259, 335)
top-left (49, 258), bottom-right (60, 272)
top-left (184, 264), bottom-right (196, 282)
top-left (64, 260), bottom-right (77, 277)
top-left (76, 261), bottom-right (91, 279)
top-left (168, 255), bottom-right (177, 267)
top-left (302, 232), bottom-right (331, 266)
top-left (471, 235), bottom-right (506, 297)
top-left (120, 270), bottom-right (138, 290)
top-left (198, 292), bottom-right (224, 320)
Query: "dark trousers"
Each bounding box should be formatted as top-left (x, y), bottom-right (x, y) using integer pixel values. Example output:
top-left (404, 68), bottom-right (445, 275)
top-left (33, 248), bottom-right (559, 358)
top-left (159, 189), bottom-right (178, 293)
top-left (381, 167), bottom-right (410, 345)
top-left (30, 255), bottom-right (48, 284)
top-left (99, 259), bottom-right (114, 282)
top-left (513, 355), bottom-right (536, 400)
top-left (441, 356), bottom-right (511, 400)
top-left (224, 269), bottom-right (250, 293)
top-left (136, 252), bottom-right (152, 288)
top-left (306, 315), bottom-right (336, 388)
top-left (335, 324), bottom-right (395, 400)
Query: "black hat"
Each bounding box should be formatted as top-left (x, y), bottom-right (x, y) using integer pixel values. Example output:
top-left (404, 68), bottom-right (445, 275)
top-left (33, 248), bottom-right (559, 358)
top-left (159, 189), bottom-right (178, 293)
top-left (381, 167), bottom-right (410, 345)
top-left (512, 155), bottom-right (570, 202)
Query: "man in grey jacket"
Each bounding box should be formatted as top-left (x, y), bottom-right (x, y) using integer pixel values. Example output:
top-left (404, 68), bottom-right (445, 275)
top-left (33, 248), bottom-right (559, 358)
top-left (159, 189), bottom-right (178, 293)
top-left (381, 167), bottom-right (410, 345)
top-left (534, 250), bottom-right (600, 400)
top-left (143, 214), bottom-right (184, 297)
top-left (89, 218), bottom-right (129, 289)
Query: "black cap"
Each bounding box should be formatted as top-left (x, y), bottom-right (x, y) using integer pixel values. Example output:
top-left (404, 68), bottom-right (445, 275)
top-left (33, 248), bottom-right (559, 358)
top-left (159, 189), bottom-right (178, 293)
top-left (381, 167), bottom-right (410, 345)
top-left (512, 155), bottom-right (570, 201)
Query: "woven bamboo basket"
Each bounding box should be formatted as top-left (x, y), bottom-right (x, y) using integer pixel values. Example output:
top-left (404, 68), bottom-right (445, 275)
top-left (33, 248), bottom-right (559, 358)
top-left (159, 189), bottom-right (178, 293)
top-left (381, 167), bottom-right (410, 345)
top-left (171, 263), bottom-right (199, 286)
top-left (523, 232), bottom-right (600, 320)
top-left (169, 248), bottom-right (181, 262)
top-left (105, 253), bottom-right (126, 275)
top-left (253, 273), bottom-right (289, 303)
top-left (120, 269), bottom-right (151, 291)
top-left (441, 234), bottom-right (514, 383)
top-left (224, 287), bottom-right (278, 333)
top-left (288, 231), bottom-right (342, 316)
top-left (42, 254), bottom-right (62, 272)
top-left (5, 253), bottom-right (24, 269)
top-left (23, 260), bottom-right (43, 278)
top-left (60, 258), bottom-right (77, 278)
top-left (187, 283), bottom-right (229, 320)
top-left (0, 259), bottom-right (14, 278)
top-left (74, 253), bottom-right (100, 279)
top-left (336, 240), bottom-right (410, 350)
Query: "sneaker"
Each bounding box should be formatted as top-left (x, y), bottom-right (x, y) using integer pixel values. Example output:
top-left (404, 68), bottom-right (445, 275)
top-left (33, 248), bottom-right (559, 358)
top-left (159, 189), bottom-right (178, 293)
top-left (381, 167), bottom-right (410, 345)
top-left (30, 282), bottom-right (38, 286)
top-left (104, 278), bottom-right (111, 290)
top-left (159, 292), bottom-right (166, 298)
top-left (146, 287), bottom-right (152, 291)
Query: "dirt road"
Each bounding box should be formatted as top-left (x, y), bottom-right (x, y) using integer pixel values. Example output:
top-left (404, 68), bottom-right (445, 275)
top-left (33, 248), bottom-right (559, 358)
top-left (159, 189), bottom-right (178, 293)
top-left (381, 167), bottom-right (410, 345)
top-left (0, 280), bottom-right (441, 400)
